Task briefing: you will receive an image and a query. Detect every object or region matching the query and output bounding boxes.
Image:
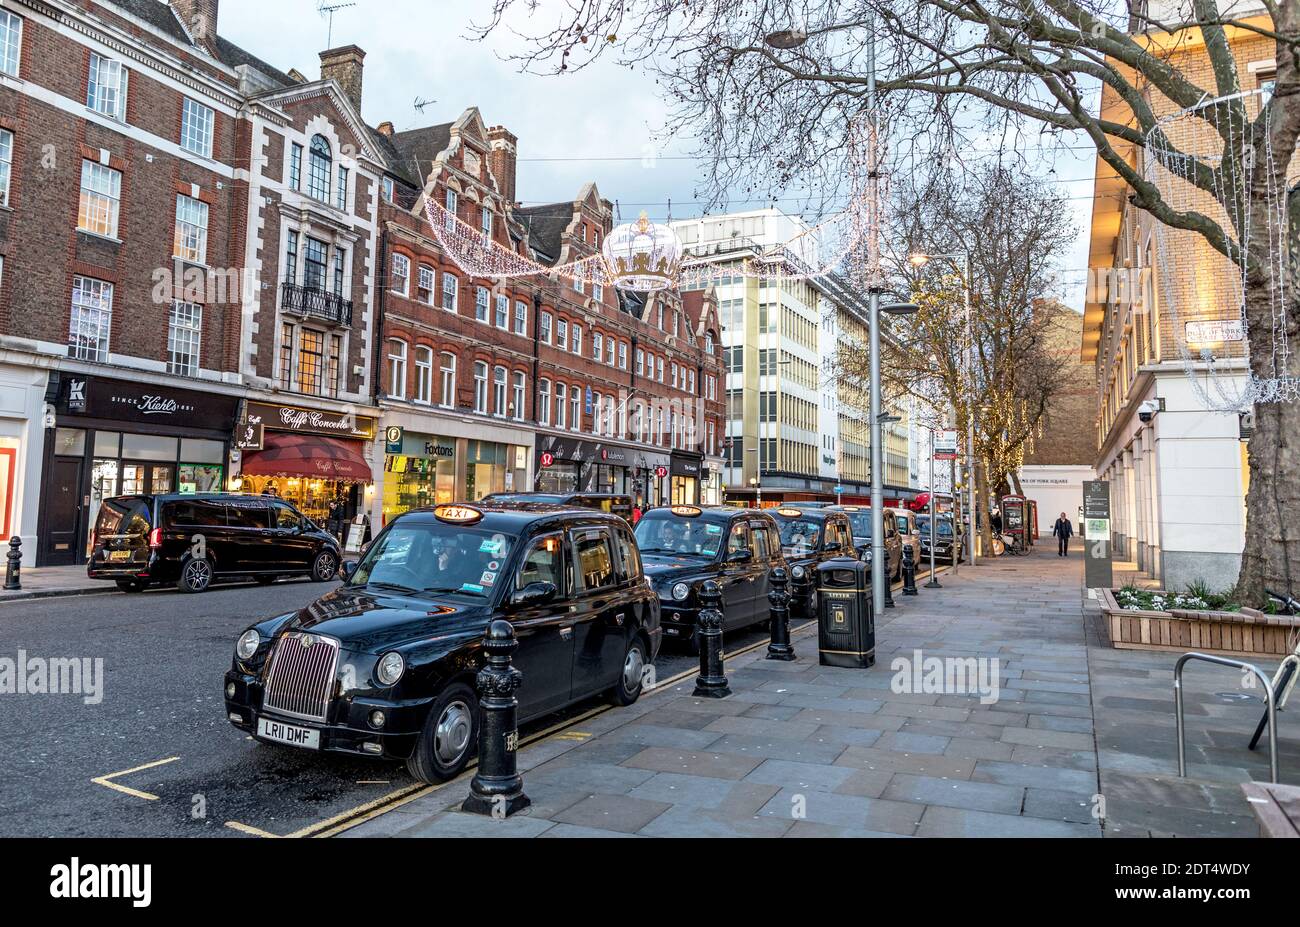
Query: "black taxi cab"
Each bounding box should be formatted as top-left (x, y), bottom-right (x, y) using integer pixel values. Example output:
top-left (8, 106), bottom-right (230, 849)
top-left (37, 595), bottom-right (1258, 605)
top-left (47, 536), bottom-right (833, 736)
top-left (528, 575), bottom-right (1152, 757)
top-left (224, 502), bottom-right (660, 782)
top-left (827, 504), bottom-right (904, 581)
top-left (767, 507), bottom-right (855, 619)
top-left (632, 505), bottom-right (783, 653)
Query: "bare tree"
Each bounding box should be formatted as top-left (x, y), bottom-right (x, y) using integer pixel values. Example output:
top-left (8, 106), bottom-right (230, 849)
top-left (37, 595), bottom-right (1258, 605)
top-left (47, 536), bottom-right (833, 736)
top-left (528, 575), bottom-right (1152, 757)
top-left (835, 164), bottom-right (1075, 554)
top-left (477, 0), bottom-right (1300, 602)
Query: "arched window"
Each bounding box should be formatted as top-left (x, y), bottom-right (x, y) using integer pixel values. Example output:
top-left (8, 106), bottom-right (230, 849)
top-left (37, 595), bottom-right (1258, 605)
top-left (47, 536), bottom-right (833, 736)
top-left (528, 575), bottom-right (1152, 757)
top-left (492, 365), bottom-right (507, 417)
top-left (414, 345), bottom-right (433, 404)
top-left (473, 361), bottom-right (488, 413)
top-left (439, 352), bottom-right (456, 408)
top-left (386, 339), bottom-right (407, 399)
top-left (307, 134), bottom-right (332, 201)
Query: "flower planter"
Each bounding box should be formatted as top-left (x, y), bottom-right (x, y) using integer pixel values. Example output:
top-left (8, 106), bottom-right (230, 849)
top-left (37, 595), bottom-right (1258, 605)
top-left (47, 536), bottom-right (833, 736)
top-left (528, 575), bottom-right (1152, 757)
top-left (1099, 589), bottom-right (1300, 656)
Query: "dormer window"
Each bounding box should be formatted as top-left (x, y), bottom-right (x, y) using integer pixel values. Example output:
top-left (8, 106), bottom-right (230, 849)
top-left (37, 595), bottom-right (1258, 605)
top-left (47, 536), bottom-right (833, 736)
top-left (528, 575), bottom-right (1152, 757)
top-left (307, 134), bottom-right (332, 202)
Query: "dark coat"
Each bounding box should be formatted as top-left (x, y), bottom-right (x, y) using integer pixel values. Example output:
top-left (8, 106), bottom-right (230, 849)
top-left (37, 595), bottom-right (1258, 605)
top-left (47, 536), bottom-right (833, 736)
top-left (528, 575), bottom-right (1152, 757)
top-left (1053, 518), bottom-right (1074, 538)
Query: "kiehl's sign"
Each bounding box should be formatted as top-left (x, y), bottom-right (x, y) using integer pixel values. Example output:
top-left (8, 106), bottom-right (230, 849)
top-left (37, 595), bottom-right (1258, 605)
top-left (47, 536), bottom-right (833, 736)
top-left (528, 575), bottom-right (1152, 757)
top-left (58, 376), bottom-right (238, 428)
top-left (245, 401), bottom-right (376, 439)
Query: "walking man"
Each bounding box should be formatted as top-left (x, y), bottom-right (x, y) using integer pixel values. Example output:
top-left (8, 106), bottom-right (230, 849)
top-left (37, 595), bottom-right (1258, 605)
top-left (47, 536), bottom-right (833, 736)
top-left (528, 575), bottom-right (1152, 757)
top-left (1052, 512), bottom-right (1074, 557)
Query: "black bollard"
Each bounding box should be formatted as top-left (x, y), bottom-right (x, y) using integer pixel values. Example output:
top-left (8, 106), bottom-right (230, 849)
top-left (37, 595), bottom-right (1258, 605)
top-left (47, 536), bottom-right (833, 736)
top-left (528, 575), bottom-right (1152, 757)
top-left (766, 567), bottom-right (796, 661)
top-left (462, 619), bottom-right (530, 817)
top-left (692, 580), bottom-right (731, 698)
top-left (4, 536), bottom-right (20, 591)
top-left (882, 546), bottom-right (895, 608)
top-left (901, 544), bottom-right (918, 596)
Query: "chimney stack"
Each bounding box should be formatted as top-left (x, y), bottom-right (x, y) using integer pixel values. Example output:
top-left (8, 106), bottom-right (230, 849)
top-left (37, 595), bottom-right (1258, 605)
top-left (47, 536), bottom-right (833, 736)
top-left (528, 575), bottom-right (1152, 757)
top-left (170, 0), bottom-right (219, 53)
top-left (320, 45), bottom-right (366, 115)
top-left (487, 125), bottom-right (518, 206)
top-left (376, 121), bottom-right (394, 137)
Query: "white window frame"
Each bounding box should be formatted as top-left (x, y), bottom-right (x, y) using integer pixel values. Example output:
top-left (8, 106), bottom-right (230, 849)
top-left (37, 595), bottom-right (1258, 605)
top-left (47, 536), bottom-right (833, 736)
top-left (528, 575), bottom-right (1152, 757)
top-left (174, 194), bottom-right (209, 264)
top-left (592, 331), bottom-right (603, 361)
top-left (441, 272), bottom-right (458, 312)
top-left (167, 300), bottom-right (202, 376)
top-left (492, 365), bottom-right (507, 418)
top-left (391, 253), bottom-right (409, 296)
top-left (87, 53), bottom-right (126, 120)
top-left (414, 345), bottom-right (433, 404)
top-left (540, 310), bottom-right (552, 344)
top-left (606, 337), bottom-right (615, 366)
top-left (79, 160), bottom-right (121, 238)
top-left (539, 379), bottom-right (551, 426)
top-left (475, 286), bottom-right (490, 323)
top-left (0, 10), bottom-right (21, 78)
top-left (555, 382), bottom-right (567, 429)
top-left (69, 275), bottom-right (113, 361)
top-left (571, 324), bottom-right (582, 355)
top-left (180, 97), bottom-right (214, 158)
top-left (0, 128), bottom-right (13, 208)
top-left (387, 338), bottom-right (408, 399)
top-left (636, 349), bottom-right (644, 376)
top-left (514, 300), bottom-right (527, 336)
top-left (495, 293), bottom-right (509, 329)
top-left (473, 361), bottom-right (488, 413)
top-left (444, 188), bottom-right (457, 231)
top-left (512, 371), bottom-right (525, 421)
top-left (417, 265), bottom-right (435, 304)
top-left (439, 352), bottom-right (457, 408)
top-left (618, 341), bottom-right (627, 370)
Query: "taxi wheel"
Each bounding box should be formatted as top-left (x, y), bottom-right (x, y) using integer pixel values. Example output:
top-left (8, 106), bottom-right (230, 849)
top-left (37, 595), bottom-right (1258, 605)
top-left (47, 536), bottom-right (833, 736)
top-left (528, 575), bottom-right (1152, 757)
top-left (407, 683), bottom-right (478, 783)
top-left (177, 556), bottom-right (213, 593)
top-left (609, 636), bottom-right (648, 706)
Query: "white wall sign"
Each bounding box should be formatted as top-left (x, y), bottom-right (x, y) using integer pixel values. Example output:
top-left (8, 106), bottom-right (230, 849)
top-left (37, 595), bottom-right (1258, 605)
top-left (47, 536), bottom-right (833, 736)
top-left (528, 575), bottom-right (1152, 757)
top-left (1185, 319), bottom-right (1245, 344)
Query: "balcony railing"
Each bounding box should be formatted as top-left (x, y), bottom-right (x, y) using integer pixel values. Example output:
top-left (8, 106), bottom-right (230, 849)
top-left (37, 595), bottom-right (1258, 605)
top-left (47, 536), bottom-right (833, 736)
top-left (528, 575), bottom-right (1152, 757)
top-left (281, 281), bottom-right (353, 327)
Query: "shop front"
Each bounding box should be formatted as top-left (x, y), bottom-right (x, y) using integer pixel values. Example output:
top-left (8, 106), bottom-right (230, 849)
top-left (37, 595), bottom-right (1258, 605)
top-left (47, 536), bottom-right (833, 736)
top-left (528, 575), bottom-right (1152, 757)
top-left (535, 436), bottom-right (668, 503)
top-left (465, 439), bottom-right (530, 501)
top-left (669, 451), bottom-right (704, 506)
top-left (236, 400), bottom-right (377, 533)
top-left (38, 373), bottom-right (239, 566)
top-left (382, 427), bottom-right (457, 522)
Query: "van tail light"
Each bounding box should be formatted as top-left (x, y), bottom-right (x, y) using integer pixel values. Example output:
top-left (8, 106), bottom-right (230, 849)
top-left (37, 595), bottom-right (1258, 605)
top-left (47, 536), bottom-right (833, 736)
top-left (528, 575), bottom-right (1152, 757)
top-left (149, 528), bottom-right (163, 549)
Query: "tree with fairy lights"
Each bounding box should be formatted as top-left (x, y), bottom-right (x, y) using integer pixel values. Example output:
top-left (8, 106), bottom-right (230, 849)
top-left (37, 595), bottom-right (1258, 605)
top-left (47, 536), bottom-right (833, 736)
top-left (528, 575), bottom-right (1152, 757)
top-left (477, 0), bottom-right (1300, 603)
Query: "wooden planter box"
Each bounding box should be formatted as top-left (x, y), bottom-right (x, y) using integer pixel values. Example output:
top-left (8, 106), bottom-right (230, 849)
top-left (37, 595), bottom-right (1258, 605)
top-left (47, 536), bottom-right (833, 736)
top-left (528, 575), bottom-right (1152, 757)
top-left (1099, 589), bottom-right (1300, 656)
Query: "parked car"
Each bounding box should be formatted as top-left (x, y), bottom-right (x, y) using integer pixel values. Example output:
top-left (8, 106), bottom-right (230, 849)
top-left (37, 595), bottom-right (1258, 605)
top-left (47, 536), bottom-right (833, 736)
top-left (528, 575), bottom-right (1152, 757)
top-left (88, 493), bottom-right (341, 593)
top-left (481, 492), bottom-right (635, 522)
top-left (915, 513), bottom-right (963, 564)
top-left (827, 505), bottom-right (903, 581)
top-left (767, 507), bottom-right (855, 619)
top-left (888, 506), bottom-right (921, 562)
top-left (225, 502), bottom-right (660, 782)
top-left (633, 504), bottom-right (783, 654)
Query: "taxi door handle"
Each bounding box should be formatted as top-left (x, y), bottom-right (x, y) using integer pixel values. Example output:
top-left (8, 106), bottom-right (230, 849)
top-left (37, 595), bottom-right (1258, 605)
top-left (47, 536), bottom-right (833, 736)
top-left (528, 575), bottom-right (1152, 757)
top-left (559, 625), bottom-right (574, 640)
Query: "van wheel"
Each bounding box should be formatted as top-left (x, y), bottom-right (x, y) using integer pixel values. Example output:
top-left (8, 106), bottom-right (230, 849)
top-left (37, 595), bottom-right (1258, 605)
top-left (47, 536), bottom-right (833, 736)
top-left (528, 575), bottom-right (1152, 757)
top-left (310, 551), bottom-right (338, 582)
top-left (406, 683), bottom-right (478, 783)
top-left (610, 637), bottom-right (648, 706)
top-left (177, 556), bottom-right (213, 593)
top-left (115, 579), bottom-right (146, 593)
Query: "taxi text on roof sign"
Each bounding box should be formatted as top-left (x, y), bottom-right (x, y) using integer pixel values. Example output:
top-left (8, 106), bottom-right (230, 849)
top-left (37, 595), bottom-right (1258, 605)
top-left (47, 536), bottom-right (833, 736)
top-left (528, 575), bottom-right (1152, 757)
top-left (777, 508), bottom-right (803, 517)
top-left (433, 504), bottom-right (484, 524)
top-left (669, 505), bottom-right (702, 517)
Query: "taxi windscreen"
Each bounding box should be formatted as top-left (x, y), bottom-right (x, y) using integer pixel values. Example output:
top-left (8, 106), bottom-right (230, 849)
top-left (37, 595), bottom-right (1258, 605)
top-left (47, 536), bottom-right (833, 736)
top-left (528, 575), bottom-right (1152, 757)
top-left (777, 519), bottom-right (821, 555)
top-left (634, 513), bottom-right (726, 558)
top-left (915, 516), bottom-right (954, 537)
top-left (843, 512), bottom-right (873, 540)
top-left (350, 523), bottom-right (517, 597)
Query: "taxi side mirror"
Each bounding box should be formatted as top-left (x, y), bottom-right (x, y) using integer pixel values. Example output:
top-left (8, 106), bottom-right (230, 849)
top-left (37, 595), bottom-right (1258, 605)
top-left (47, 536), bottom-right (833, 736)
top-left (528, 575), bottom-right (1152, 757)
top-left (510, 581), bottom-right (557, 607)
top-left (340, 561), bottom-right (359, 582)
top-left (727, 548), bottom-right (752, 563)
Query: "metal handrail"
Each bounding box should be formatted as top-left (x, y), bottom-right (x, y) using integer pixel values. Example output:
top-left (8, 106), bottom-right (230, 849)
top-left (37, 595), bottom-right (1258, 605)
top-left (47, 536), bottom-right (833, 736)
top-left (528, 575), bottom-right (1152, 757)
top-left (1174, 652), bottom-right (1277, 783)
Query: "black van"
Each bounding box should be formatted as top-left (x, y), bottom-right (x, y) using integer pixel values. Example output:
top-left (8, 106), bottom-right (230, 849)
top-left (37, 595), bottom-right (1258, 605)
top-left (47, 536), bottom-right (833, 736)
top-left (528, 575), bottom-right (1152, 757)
top-left (88, 493), bottom-right (343, 593)
top-left (481, 492), bottom-right (635, 522)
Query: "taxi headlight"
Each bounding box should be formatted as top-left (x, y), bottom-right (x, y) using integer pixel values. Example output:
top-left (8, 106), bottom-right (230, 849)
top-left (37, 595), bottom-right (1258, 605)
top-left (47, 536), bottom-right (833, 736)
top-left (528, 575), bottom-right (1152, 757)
top-left (671, 582), bottom-right (691, 601)
top-left (791, 565), bottom-right (806, 580)
top-left (236, 630), bottom-right (260, 661)
top-left (376, 651), bottom-right (405, 686)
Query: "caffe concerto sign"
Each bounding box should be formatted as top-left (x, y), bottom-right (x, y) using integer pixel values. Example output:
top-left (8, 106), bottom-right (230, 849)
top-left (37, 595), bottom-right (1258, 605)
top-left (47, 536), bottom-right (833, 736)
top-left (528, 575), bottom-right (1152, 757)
top-left (244, 401), bottom-right (377, 440)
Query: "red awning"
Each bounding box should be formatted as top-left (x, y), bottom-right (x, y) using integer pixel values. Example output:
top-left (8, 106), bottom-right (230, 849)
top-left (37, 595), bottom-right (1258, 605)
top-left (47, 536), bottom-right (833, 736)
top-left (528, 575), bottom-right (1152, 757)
top-left (241, 432), bottom-right (372, 483)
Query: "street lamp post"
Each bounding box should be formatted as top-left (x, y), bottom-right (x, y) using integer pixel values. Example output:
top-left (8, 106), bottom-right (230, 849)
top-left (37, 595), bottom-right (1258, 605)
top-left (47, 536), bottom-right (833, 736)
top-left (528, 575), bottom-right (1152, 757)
top-left (745, 447), bottom-right (761, 508)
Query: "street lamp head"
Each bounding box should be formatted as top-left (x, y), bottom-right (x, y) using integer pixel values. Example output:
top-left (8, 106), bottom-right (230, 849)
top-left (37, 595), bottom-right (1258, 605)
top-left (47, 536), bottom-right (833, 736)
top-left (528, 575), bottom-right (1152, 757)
top-left (764, 27), bottom-right (808, 48)
top-left (882, 302), bottom-right (919, 316)
top-left (908, 253), bottom-right (931, 267)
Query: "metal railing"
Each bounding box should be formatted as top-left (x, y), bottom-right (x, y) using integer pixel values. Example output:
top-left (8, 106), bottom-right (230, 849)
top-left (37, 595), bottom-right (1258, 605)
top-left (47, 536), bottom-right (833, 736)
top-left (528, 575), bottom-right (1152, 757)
top-left (1174, 652), bottom-right (1278, 783)
top-left (281, 281), bottom-right (353, 326)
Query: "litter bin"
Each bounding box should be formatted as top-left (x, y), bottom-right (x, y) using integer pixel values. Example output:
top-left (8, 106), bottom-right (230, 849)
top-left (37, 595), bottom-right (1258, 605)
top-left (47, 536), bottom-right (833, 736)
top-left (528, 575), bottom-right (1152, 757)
top-left (816, 556), bottom-right (875, 668)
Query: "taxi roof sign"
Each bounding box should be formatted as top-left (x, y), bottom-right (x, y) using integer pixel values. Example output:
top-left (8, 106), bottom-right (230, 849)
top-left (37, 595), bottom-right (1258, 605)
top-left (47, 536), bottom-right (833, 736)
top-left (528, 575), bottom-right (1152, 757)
top-left (776, 508), bottom-right (804, 517)
top-left (433, 504), bottom-right (484, 524)
top-left (669, 505), bottom-right (702, 517)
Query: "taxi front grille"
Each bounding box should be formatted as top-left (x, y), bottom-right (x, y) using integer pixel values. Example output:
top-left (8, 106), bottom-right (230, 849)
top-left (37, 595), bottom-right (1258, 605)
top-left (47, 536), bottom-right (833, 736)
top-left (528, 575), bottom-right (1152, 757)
top-left (263, 632), bottom-right (339, 722)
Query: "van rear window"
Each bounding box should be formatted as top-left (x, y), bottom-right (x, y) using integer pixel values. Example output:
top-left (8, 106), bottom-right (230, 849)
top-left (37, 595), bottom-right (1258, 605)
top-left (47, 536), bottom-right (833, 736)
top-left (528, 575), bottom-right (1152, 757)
top-left (95, 500), bottom-right (150, 538)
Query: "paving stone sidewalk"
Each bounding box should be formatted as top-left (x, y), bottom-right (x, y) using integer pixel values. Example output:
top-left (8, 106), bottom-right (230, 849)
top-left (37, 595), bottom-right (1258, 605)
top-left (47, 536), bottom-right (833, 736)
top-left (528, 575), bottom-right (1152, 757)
top-left (342, 550), bottom-right (1299, 838)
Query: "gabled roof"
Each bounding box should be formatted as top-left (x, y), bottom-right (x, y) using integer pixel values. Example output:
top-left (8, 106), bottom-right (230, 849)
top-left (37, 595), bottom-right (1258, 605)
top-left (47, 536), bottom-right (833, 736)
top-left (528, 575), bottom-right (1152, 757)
top-left (386, 122), bottom-right (453, 188)
top-left (516, 202), bottom-right (573, 264)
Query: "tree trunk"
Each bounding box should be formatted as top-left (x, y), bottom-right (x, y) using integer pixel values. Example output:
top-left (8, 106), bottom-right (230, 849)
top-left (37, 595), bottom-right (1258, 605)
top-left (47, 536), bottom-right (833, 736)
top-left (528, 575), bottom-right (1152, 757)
top-left (1237, 397), bottom-right (1300, 604)
top-left (977, 459), bottom-right (995, 558)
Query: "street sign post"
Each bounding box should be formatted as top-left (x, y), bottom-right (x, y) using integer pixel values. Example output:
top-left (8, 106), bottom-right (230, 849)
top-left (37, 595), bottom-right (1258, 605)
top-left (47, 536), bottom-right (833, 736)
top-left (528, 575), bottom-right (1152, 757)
top-left (1083, 480), bottom-right (1112, 588)
top-left (934, 430), bottom-right (959, 460)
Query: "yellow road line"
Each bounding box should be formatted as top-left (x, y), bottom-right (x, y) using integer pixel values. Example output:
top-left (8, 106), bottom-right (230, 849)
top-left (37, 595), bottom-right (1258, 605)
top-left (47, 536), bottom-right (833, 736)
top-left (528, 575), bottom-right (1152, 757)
top-left (224, 820), bottom-right (282, 838)
top-left (90, 756), bottom-right (180, 802)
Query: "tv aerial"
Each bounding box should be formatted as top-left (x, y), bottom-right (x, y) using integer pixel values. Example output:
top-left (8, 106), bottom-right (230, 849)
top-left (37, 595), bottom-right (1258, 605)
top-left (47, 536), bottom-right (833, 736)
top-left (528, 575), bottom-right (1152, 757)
top-left (318, 1), bottom-right (356, 47)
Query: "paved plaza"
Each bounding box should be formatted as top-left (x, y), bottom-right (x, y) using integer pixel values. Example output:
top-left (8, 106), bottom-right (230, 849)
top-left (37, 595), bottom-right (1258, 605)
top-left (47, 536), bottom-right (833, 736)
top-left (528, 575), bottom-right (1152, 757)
top-left (341, 549), bottom-right (1298, 838)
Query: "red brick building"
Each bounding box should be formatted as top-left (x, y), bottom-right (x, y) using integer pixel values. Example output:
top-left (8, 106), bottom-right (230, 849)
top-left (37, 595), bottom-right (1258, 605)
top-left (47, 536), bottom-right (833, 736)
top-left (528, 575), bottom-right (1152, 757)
top-left (0, 0), bottom-right (381, 563)
top-left (371, 107), bottom-right (725, 522)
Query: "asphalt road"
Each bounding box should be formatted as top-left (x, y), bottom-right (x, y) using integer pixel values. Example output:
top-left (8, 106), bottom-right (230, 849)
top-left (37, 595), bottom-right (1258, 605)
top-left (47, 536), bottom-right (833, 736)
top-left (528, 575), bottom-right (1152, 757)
top-left (0, 566), bottom-right (941, 837)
